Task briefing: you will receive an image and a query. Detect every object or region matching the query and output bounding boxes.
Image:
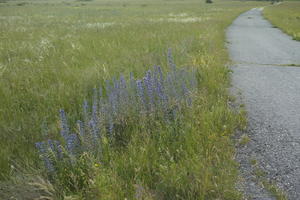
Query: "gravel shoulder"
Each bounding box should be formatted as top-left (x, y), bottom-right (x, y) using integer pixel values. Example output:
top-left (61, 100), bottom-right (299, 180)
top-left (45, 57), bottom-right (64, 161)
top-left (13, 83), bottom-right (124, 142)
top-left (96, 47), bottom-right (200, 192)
top-left (227, 8), bottom-right (300, 200)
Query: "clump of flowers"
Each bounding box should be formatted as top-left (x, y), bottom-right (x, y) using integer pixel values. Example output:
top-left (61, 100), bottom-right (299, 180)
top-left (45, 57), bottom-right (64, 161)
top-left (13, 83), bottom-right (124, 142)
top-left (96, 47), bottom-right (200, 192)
top-left (35, 49), bottom-right (198, 174)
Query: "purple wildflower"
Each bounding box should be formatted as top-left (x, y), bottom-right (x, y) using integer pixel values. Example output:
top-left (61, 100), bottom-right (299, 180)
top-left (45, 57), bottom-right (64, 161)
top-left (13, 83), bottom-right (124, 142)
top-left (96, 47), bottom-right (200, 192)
top-left (47, 139), bottom-right (63, 159)
top-left (59, 109), bottom-right (69, 140)
top-left (157, 66), bottom-right (164, 84)
top-left (35, 50), bottom-right (199, 173)
top-left (144, 70), bottom-right (154, 107)
top-left (157, 81), bottom-right (167, 104)
top-left (166, 73), bottom-right (176, 98)
top-left (136, 80), bottom-right (146, 108)
top-left (89, 119), bottom-right (100, 140)
top-left (66, 134), bottom-right (79, 155)
top-left (83, 100), bottom-right (89, 124)
top-left (109, 90), bottom-right (117, 114)
top-left (120, 74), bottom-right (127, 89)
top-left (119, 74), bottom-right (129, 106)
top-left (47, 139), bottom-right (56, 152)
top-left (35, 142), bottom-right (54, 172)
top-left (35, 141), bottom-right (46, 154)
top-left (108, 116), bottom-right (114, 139)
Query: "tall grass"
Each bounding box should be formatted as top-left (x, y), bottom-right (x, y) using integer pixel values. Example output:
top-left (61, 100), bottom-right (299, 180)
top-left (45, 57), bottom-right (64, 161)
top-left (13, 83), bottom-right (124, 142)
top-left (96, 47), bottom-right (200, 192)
top-left (29, 51), bottom-right (245, 199)
top-left (264, 1), bottom-right (300, 41)
top-left (0, 0), bottom-right (266, 198)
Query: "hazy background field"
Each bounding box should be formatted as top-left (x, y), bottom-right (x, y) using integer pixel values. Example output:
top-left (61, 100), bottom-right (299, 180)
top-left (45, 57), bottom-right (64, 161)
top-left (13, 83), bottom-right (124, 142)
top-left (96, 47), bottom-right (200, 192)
top-left (0, 0), bottom-right (268, 198)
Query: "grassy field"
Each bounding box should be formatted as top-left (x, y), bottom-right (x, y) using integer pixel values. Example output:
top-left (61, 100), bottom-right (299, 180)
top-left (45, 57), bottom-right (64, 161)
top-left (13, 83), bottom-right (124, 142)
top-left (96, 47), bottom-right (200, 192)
top-left (264, 1), bottom-right (300, 41)
top-left (0, 0), bottom-right (265, 198)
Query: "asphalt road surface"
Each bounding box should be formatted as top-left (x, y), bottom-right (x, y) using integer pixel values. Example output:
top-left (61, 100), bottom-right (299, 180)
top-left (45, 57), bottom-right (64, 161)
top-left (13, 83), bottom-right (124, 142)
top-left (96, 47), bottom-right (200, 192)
top-left (227, 7), bottom-right (300, 200)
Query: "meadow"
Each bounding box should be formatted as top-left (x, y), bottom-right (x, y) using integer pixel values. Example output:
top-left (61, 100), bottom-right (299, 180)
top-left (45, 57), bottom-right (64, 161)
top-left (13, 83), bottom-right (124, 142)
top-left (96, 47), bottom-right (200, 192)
top-left (264, 1), bottom-right (300, 41)
top-left (0, 0), bottom-right (265, 198)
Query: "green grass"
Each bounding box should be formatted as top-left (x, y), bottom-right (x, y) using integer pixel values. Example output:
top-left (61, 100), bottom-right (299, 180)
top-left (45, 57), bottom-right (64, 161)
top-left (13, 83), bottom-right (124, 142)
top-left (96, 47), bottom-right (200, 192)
top-left (0, 0), bottom-right (266, 198)
top-left (239, 134), bottom-right (250, 146)
top-left (264, 1), bottom-right (300, 41)
top-left (253, 167), bottom-right (287, 200)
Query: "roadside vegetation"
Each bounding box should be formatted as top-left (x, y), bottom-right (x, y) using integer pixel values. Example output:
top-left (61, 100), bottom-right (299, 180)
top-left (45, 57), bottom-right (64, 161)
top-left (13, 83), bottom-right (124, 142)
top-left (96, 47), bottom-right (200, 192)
top-left (264, 1), bottom-right (300, 41)
top-left (0, 0), bottom-right (265, 198)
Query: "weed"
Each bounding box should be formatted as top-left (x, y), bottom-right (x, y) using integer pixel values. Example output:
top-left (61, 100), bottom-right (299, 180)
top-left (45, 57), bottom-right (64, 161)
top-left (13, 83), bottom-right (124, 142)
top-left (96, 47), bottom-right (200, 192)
top-left (239, 134), bottom-right (250, 146)
top-left (261, 180), bottom-right (287, 200)
top-left (254, 168), bottom-right (266, 178)
top-left (252, 166), bottom-right (287, 200)
top-left (250, 159), bottom-right (257, 166)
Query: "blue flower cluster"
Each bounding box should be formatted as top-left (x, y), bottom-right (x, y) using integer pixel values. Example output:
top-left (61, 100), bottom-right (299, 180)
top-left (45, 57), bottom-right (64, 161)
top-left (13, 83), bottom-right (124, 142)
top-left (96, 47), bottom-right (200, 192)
top-left (35, 49), bottom-right (198, 172)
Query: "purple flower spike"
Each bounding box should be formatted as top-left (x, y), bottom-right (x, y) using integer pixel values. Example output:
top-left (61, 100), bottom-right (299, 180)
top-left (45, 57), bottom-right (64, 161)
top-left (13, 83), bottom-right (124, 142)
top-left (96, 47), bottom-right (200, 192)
top-left (136, 80), bottom-right (146, 108)
top-left (157, 66), bottom-right (164, 84)
top-left (182, 82), bottom-right (188, 96)
top-left (157, 81), bottom-right (166, 103)
top-left (59, 109), bottom-right (69, 140)
top-left (47, 139), bottom-right (63, 159)
top-left (144, 70), bottom-right (154, 106)
top-left (120, 74), bottom-right (127, 89)
top-left (56, 144), bottom-right (64, 159)
top-left (108, 116), bottom-right (114, 139)
top-left (89, 119), bottom-right (100, 140)
top-left (35, 141), bottom-right (46, 154)
top-left (119, 74), bottom-right (129, 104)
top-left (109, 91), bottom-right (117, 114)
top-left (66, 134), bottom-right (79, 155)
top-left (44, 157), bottom-right (54, 172)
top-left (47, 139), bottom-right (56, 152)
top-left (35, 142), bottom-right (54, 172)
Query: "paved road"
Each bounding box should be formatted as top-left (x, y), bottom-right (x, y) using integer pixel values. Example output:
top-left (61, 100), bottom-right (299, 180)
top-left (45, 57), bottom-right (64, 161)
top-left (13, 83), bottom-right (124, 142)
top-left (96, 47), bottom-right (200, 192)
top-left (227, 8), bottom-right (300, 200)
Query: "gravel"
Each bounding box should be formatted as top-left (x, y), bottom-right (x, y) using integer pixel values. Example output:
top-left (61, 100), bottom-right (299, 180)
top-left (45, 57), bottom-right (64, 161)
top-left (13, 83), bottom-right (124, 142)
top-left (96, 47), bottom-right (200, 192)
top-left (227, 8), bottom-right (300, 200)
